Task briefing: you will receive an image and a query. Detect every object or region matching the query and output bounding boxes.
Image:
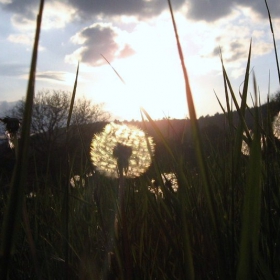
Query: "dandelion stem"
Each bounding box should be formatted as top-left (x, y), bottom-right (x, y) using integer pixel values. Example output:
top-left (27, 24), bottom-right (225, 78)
top-left (115, 168), bottom-right (132, 280)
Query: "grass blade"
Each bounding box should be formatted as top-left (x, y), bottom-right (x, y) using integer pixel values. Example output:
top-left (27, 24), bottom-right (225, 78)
top-left (67, 62), bottom-right (79, 129)
top-left (0, 0), bottom-right (45, 278)
top-left (264, 0), bottom-right (280, 85)
top-left (63, 62), bottom-right (79, 279)
top-left (167, 0), bottom-right (217, 240)
top-left (222, 42), bottom-right (252, 168)
top-left (101, 54), bottom-right (126, 85)
top-left (140, 107), bottom-right (176, 162)
top-left (237, 73), bottom-right (262, 278)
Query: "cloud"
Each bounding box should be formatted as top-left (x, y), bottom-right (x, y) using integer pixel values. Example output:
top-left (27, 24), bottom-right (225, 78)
top-left (118, 44), bottom-right (135, 58)
top-left (65, 23), bottom-right (135, 66)
top-left (7, 33), bottom-right (33, 45)
top-left (7, 32), bottom-right (45, 51)
top-left (10, 13), bottom-right (36, 31)
top-left (199, 5), bottom-right (275, 67)
top-left (217, 41), bottom-right (249, 63)
top-left (185, 0), bottom-right (280, 22)
top-left (65, 0), bottom-right (279, 22)
top-left (2, 0), bottom-right (38, 30)
top-left (185, 0), bottom-right (232, 21)
top-left (239, 0), bottom-right (280, 19)
top-left (0, 65), bottom-right (68, 83)
top-left (3, 0), bottom-right (76, 31)
top-left (1, 0), bottom-right (184, 24)
top-left (65, 0), bottom-right (182, 19)
top-left (42, 1), bottom-right (77, 29)
top-left (0, 0), bottom-right (12, 4)
top-left (2, 0), bottom-right (280, 27)
top-left (1, 0), bottom-right (38, 15)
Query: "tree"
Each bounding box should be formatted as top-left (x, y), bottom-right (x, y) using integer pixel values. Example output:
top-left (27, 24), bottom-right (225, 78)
top-left (10, 89), bottom-right (110, 151)
top-left (11, 89), bottom-right (109, 132)
top-left (1, 90), bottom-right (110, 190)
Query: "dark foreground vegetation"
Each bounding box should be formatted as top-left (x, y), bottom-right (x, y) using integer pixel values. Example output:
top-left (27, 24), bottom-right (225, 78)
top-left (1, 94), bottom-right (280, 279)
top-left (1, 0), bottom-right (280, 279)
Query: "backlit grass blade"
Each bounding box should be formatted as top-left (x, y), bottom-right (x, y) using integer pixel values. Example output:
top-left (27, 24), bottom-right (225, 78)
top-left (140, 107), bottom-right (176, 162)
top-left (264, 0), bottom-right (280, 84)
top-left (101, 54), bottom-right (126, 85)
top-left (237, 73), bottom-right (262, 278)
top-left (0, 0), bottom-right (45, 278)
top-left (167, 1), bottom-right (228, 278)
top-left (219, 49), bottom-right (234, 129)
top-left (214, 91), bottom-right (227, 115)
top-left (222, 42), bottom-right (252, 164)
top-left (63, 61), bottom-right (79, 279)
top-left (220, 45), bottom-right (253, 271)
top-left (167, 0), bottom-right (217, 240)
top-left (141, 95), bottom-right (194, 278)
top-left (240, 40), bottom-right (252, 116)
top-left (140, 109), bottom-right (179, 201)
top-left (221, 49), bottom-right (251, 139)
top-left (67, 62), bottom-right (79, 129)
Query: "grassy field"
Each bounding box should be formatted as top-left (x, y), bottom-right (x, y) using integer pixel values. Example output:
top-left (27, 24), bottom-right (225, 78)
top-left (1, 0), bottom-right (280, 279)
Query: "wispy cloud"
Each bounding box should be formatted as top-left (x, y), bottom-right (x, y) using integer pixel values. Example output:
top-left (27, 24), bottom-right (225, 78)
top-left (36, 71), bottom-right (66, 82)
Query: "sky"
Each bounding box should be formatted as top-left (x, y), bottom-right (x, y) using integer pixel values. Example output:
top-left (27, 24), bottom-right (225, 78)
top-left (0, 0), bottom-right (280, 121)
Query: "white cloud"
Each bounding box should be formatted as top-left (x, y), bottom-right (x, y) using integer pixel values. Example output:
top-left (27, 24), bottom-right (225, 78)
top-left (7, 33), bottom-right (45, 52)
top-left (7, 34), bottom-right (33, 45)
top-left (0, 0), bottom-right (12, 3)
top-left (42, 1), bottom-right (77, 30)
top-left (11, 14), bottom-right (36, 31)
top-left (9, 1), bottom-right (76, 31)
top-left (175, 5), bottom-right (275, 79)
top-left (65, 47), bottom-right (87, 65)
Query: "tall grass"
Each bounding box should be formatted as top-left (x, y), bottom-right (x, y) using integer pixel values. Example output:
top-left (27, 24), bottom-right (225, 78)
top-left (63, 62), bottom-right (79, 279)
top-left (0, 0), bottom-right (280, 279)
top-left (264, 0), bottom-right (280, 85)
top-left (0, 1), bottom-right (44, 278)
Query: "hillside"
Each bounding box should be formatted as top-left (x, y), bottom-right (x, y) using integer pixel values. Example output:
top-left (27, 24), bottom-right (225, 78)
top-left (0, 99), bottom-right (280, 192)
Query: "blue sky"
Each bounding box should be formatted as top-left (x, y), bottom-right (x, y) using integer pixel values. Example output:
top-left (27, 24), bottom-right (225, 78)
top-left (0, 0), bottom-right (279, 120)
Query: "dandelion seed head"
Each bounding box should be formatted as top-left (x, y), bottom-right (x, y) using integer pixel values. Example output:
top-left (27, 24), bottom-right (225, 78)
top-left (148, 173), bottom-right (178, 199)
top-left (90, 122), bottom-right (155, 178)
top-left (26, 192), bottom-right (37, 199)
top-left (70, 175), bottom-right (85, 188)
top-left (162, 172), bottom-right (178, 192)
top-left (272, 112), bottom-right (280, 140)
top-left (148, 180), bottom-right (164, 198)
top-left (241, 131), bottom-right (252, 156)
top-left (241, 130), bottom-right (265, 156)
